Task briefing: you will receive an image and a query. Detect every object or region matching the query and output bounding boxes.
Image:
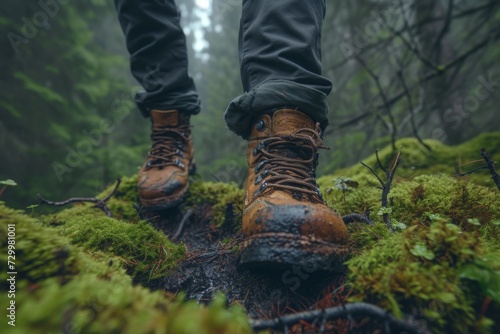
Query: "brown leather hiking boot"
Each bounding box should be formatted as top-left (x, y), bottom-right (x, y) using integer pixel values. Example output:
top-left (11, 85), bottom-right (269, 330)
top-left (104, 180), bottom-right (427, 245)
top-left (137, 110), bottom-right (195, 210)
top-left (240, 109), bottom-right (349, 271)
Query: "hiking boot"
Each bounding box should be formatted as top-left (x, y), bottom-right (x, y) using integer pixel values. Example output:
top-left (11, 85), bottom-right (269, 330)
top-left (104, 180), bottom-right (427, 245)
top-left (239, 109), bottom-right (349, 271)
top-left (137, 110), bottom-right (196, 210)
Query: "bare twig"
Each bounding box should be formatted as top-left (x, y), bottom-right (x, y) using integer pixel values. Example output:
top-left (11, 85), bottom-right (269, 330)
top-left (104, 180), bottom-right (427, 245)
top-left (433, 0), bottom-right (455, 59)
top-left (456, 149), bottom-right (500, 191)
top-left (342, 212), bottom-right (374, 226)
top-left (360, 161), bottom-right (385, 187)
top-left (481, 148), bottom-right (500, 191)
top-left (361, 151), bottom-right (401, 232)
top-left (379, 31), bottom-right (500, 111)
top-left (37, 178), bottom-right (121, 217)
top-left (357, 56), bottom-right (398, 150)
top-left (397, 71), bottom-right (432, 151)
top-left (375, 149), bottom-right (387, 174)
top-left (455, 166), bottom-right (489, 177)
top-left (250, 302), bottom-right (425, 334)
top-left (173, 209), bottom-right (194, 241)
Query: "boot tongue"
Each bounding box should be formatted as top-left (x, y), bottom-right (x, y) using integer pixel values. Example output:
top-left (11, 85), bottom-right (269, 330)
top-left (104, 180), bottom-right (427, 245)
top-left (150, 110), bottom-right (179, 127)
top-left (272, 109), bottom-right (315, 135)
top-left (269, 109), bottom-right (316, 159)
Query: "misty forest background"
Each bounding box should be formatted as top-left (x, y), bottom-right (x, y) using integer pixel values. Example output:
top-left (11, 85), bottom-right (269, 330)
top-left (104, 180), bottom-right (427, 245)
top-left (1, 0), bottom-right (499, 209)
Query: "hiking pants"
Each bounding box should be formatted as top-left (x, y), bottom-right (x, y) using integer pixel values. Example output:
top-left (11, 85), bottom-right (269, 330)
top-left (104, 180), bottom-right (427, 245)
top-left (114, 0), bottom-right (332, 138)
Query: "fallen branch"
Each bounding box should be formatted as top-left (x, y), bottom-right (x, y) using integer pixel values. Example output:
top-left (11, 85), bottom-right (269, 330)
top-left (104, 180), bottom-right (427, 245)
top-left (37, 178), bottom-right (121, 217)
top-left (250, 302), bottom-right (425, 334)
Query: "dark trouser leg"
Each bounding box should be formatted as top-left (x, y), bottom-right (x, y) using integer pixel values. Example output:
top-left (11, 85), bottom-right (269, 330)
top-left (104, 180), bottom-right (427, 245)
top-left (114, 0), bottom-right (200, 117)
top-left (225, 0), bottom-right (332, 138)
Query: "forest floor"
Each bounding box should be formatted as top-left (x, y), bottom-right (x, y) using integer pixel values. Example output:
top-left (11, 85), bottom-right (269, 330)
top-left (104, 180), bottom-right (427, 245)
top-left (148, 206), bottom-right (349, 325)
top-left (2, 133), bottom-right (500, 334)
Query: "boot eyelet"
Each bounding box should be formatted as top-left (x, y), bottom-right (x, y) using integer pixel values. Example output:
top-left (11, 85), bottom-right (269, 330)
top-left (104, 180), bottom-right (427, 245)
top-left (255, 119), bottom-right (266, 131)
top-left (146, 161), bottom-right (152, 168)
top-left (255, 169), bottom-right (270, 185)
top-left (252, 141), bottom-right (267, 156)
top-left (254, 160), bottom-right (268, 173)
top-left (174, 159), bottom-right (185, 169)
top-left (253, 181), bottom-right (268, 198)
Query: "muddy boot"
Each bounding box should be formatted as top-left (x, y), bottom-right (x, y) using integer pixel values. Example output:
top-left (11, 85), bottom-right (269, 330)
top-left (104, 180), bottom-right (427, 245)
top-left (240, 109), bottom-right (349, 271)
top-left (138, 110), bottom-right (195, 210)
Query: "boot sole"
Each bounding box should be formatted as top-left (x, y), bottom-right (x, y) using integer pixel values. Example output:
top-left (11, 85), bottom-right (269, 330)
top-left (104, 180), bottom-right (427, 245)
top-left (239, 232), bottom-right (349, 272)
top-left (139, 162), bottom-right (196, 211)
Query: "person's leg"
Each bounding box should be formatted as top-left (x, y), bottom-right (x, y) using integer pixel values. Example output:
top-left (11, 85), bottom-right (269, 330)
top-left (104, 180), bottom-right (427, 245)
top-left (234, 1), bottom-right (349, 271)
top-left (225, 0), bottom-right (332, 138)
top-left (114, 0), bottom-right (198, 210)
top-left (114, 0), bottom-right (200, 116)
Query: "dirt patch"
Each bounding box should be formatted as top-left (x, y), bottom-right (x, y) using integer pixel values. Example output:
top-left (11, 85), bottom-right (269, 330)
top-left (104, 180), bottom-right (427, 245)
top-left (141, 204), bottom-right (356, 332)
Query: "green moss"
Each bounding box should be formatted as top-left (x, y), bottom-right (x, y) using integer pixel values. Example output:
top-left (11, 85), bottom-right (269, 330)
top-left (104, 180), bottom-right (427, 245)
top-left (185, 180), bottom-right (244, 227)
top-left (0, 203), bottom-right (253, 334)
top-left (318, 132), bottom-right (500, 190)
top-left (347, 220), bottom-right (500, 333)
top-left (99, 176), bottom-right (245, 227)
top-left (44, 207), bottom-right (185, 285)
top-left (323, 174), bottom-right (500, 227)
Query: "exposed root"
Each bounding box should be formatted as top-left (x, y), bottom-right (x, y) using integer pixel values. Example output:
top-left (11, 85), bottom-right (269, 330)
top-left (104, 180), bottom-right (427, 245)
top-left (250, 302), bottom-right (427, 334)
top-left (38, 178), bottom-right (121, 217)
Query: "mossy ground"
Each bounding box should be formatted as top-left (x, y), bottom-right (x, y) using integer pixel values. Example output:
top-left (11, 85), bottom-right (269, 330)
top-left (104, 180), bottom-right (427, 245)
top-left (0, 204), bottom-right (252, 334)
top-left (318, 133), bottom-right (500, 333)
top-left (1, 132), bottom-right (499, 333)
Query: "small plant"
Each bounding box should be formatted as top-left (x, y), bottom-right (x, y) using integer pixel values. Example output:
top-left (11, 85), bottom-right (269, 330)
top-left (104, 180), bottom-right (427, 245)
top-left (326, 177), bottom-right (358, 206)
top-left (0, 179), bottom-right (17, 198)
top-left (26, 204), bottom-right (39, 217)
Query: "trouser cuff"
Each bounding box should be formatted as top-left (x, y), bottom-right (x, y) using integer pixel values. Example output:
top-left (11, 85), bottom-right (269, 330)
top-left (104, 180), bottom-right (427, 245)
top-left (224, 80), bottom-right (329, 139)
top-left (136, 90), bottom-right (201, 117)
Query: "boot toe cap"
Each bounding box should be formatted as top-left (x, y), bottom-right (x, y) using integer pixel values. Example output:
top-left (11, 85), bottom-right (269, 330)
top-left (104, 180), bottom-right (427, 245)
top-left (243, 200), bottom-right (349, 244)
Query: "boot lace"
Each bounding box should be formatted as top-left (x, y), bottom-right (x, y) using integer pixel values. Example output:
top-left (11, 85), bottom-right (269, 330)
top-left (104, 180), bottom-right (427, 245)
top-left (251, 123), bottom-right (328, 203)
top-left (146, 124), bottom-right (191, 169)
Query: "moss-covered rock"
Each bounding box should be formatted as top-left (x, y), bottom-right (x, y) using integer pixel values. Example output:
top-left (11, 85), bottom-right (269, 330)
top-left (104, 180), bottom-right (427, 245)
top-left (347, 220), bottom-right (500, 333)
top-left (41, 204), bottom-right (185, 285)
top-left (0, 203), bottom-right (252, 334)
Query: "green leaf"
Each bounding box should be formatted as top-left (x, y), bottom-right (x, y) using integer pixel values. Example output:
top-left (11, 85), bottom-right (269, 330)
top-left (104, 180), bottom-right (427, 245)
top-left (26, 204), bottom-right (39, 209)
top-left (446, 224), bottom-right (461, 233)
top-left (467, 218), bottom-right (481, 226)
top-left (411, 243), bottom-right (435, 260)
top-left (391, 220), bottom-right (407, 231)
top-left (438, 292), bottom-right (456, 304)
top-left (491, 221), bottom-right (500, 226)
top-left (377, 207), bottom-right (392, 216)
top-left (427, 213), bottom-right (441, 221)
top-left (459, 262), bottom-right (500, 302)
top-left (0, 179), bottom-right (17, 186)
